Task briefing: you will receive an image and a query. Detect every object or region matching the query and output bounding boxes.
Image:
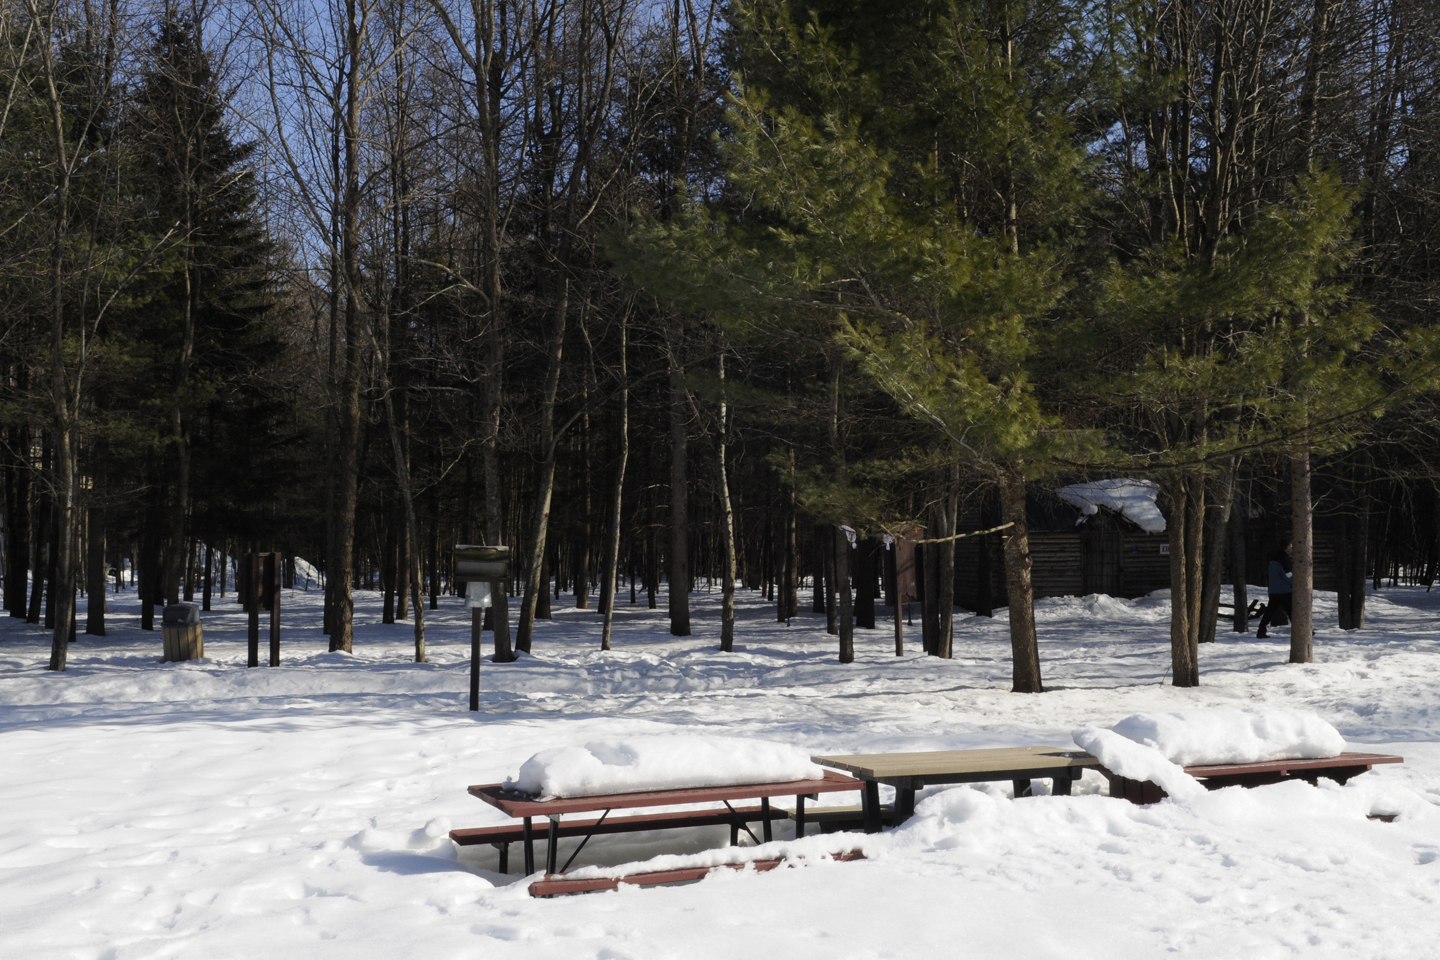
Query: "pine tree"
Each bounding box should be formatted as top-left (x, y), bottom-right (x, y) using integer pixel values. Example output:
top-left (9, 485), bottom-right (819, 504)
top-left (613, 0), bottom-right (1094, 688)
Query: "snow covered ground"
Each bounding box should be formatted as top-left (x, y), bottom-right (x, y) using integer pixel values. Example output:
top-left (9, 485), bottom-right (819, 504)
top-left (3, 580), bottom-right (1439, 958)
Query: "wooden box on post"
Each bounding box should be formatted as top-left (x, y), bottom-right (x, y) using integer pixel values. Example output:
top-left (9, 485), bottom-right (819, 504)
top-left (162, 602), bottom-right (204, 662)
top-left (454, 544), bottom-right (513, 712)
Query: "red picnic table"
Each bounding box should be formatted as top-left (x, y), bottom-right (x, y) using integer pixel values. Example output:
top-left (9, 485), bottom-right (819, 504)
top-left (453, 768), bottom-right (861, 877)
top-left (1100, 751), bottom-right (1405, 804)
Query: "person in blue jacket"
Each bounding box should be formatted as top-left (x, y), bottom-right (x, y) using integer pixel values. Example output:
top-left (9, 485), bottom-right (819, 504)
top-left (1256, 541), bottom-right (1293, 639)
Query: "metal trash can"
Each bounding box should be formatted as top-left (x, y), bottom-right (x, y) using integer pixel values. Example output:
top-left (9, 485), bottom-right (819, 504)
top-left (162, 603), bottom-right (204, 662)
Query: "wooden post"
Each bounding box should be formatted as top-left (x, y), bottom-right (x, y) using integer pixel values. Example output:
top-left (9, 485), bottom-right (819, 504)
top-left (469, 605), bottom-right (482, 712)
top-left (269, 553), bottom-right (281, 667)
top-left (247, 553), bottom-right (259, 668)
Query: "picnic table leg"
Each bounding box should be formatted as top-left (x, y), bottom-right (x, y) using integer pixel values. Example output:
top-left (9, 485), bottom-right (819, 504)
top-left (730, 822), bottom-right (739, 846)
top-left (894, 785), bottom-right (916, 825)
top-left (546, 817), bottom-right (560, 875)
top-left (1013, 779), bottom-right (1033, 798)
top-left (523, 817), bottom-right (535, 874)
top-left (761, 797), bottom-right (773, 842)
top-left (1053, 769), bottom-right (1076, 797)
top-left (862, 781), bottom-right (882, 834)
top-left (794, 794), bottom-right (806, 839)
top-left (495, 842), bottom-right (509, 874)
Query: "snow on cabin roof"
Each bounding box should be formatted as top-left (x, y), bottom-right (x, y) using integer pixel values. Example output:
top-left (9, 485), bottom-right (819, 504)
top-left (1055, 478), bottom-right (1167, 534)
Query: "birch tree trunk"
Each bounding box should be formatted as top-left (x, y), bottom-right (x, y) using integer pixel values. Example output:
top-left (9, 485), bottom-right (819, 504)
top-left (716, 347), bottom-right (736, 651)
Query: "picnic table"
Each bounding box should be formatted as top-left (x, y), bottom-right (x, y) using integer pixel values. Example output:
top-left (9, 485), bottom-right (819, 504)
top-left (812, 746), bottom-right (1100, 832)
top-left (453, 769), bottom-right (861, 876)
top-left (1101, 751), bottom-right (1404, 804)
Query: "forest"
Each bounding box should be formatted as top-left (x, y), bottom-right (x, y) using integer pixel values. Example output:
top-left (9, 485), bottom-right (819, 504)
top-left (6, 0), bottom-right (1440, 690)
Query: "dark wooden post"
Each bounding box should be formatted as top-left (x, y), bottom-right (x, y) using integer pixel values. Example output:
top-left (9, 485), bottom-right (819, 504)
top-left (247, 552), bottom-right (259, 668)
top-left (470, 605), bottom-right (482, 711)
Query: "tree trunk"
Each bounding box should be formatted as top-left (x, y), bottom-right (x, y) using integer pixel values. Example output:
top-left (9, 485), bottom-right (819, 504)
top-left (920, 536), bottom-right (937, 655)
top-left (1230, 485), bottom-right (1248, 633)
top-left (975, 487), bottom-right (997, 617)
top-left (1168, 468), bottom-right (1204, 687)
top-left (516, 281), bottom-right (569, 653)
top-left (936, 490), bottom-right (957, 659)
top-left (835, 527), bottom-right (854, 662)
top-left (716, 348), bottom-right (737, 652)
top-left (781, 496), bottom-right (797, 620)
top-left (1000, 473), bottom-right (1042, 692)
top-left (1198, 460), bottom-right (1237, 643)
top-left (667, 320), bottom-right (691, 636)
top-left (28, 481), bottom-right (49, 625)
top-left (600, 312), bottom-right (629, 651)
top-left (1290, 453), bottom-right (1314, 663)
top-left (824, 531), bottom-right (838, 635)
top-left (5, 422), bottom-right (29, 617)
top-left (576, 347), bottom-right (593, 610)
top-left (84, 505), bottom-right (105, 636)
top-left (328, 0), bottom-right (367, 655)
top-left (855, 539), bottom-right (876, 629)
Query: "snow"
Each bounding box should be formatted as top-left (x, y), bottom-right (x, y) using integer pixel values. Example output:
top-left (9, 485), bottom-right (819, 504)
top-left (1109, 707), bottom-right (1347, 765)
top-left (1055, 477), bottom-right (1167, 532)
top-left (3, 581), bottom-right (1440, 957)
top-left (508, 736), bottom-right (824, 799)
top-left (1072, 725), bottom-right (1207, 799)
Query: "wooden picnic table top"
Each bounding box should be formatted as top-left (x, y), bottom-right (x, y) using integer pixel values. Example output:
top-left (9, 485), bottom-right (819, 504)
top-left (1182, 751), bottom-right (1403, 779)
top-left (467, 768), bottom-right (861, 818)
top-left (812, 745), bottom-right (1099, 783)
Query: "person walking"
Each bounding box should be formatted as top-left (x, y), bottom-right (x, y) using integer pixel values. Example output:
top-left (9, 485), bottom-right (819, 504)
top-left (1255, 541), bottom-right (1293, 639)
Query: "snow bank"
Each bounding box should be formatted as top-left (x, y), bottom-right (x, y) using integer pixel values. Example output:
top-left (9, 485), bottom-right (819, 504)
top-left (506, 735), bottom-right (825, 799)
top-left (1110, 708), bottom-right (1346, 766)
top-left (1072, 726), bottom-right (1206, 799)
top-left (1056, 478), bottom-right (1166, 533)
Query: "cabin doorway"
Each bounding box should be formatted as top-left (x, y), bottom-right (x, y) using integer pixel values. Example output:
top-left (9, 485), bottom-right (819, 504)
top-left (1080, 526), bottom-right (1123, 596)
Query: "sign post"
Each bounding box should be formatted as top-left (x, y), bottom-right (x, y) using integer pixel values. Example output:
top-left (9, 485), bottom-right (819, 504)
top-left (454, 545), bottom-right (513, 712)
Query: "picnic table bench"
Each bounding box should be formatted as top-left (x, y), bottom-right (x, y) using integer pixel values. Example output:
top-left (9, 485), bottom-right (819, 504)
top-left (812, 746), bottom-right (1100, 832)
top-left (1217, 598), bottom-right (1265, 621)
top-left (454, 769), bottom-right (861, 877)
top-left (1101, 751), bottom-right (1404, 804)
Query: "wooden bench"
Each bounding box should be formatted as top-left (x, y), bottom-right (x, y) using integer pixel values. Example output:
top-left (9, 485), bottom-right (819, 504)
top-left (1100, 751), bottom-right (1404, 804)
top-left (1217, 598), bottom-right (1265, 621)
top-left (450, 804), bottom-right (789, 874)
top-left (457, 769), bottom-right (863, 880)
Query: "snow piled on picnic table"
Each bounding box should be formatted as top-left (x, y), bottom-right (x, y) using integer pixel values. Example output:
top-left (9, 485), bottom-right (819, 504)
top-left (4, 582), bottom-right (1440, 958)
top-left (1108, 706), bottom-right (1348, 766)
top-left (509, 736), bottom-right (823, 798)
